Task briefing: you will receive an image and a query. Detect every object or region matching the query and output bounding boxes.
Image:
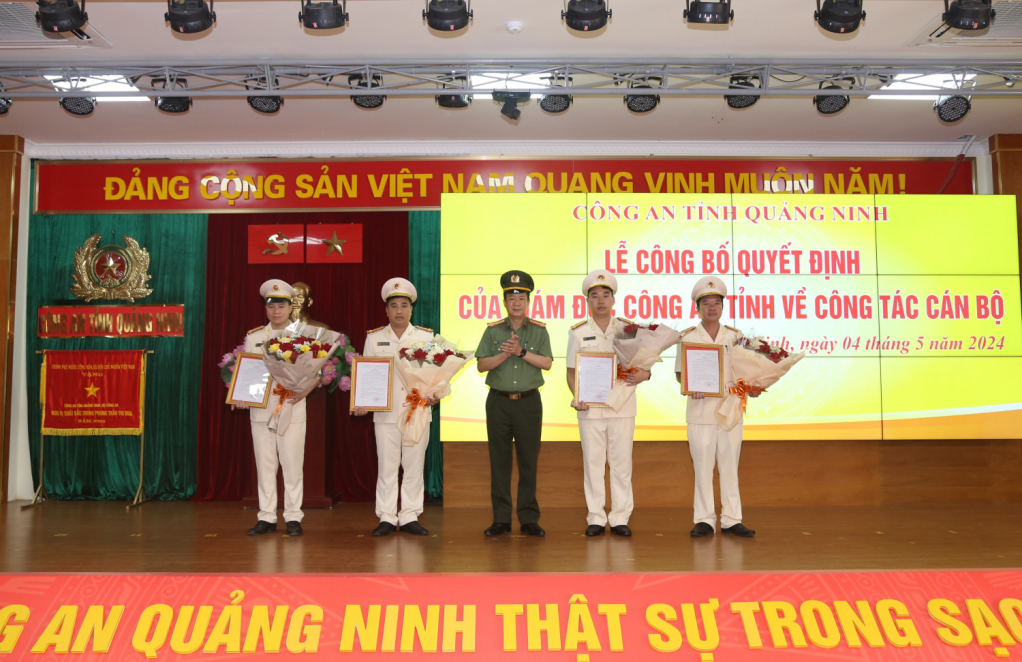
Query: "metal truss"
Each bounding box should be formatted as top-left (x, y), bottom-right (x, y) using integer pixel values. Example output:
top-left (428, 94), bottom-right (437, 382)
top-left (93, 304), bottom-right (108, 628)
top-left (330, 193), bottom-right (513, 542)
top-left (2, 59), bottom-right (1022, 99)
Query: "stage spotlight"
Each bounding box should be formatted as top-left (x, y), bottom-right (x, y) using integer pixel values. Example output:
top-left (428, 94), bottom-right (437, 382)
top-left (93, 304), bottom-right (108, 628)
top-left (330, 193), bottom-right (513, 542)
top-left (813, 79), bottom-right (851, 115)
top-left (246, 78), bottom-right (283, 114)
top-left (349, 75), bottom-right (385, 109)
top-left (299, 0), bottom-right (347, 29)
top-left (683, 0), bottom-right (733, 24)
top-left (165, 0), bottom-right (215, 33)
top-left (423, 0), bottom-right (471, 31)
top-left (59, 96), bottom-right (96, 116)
top-left (36, 0), bottom-right (88, 33)
top-left (561, 0), bottom-right (611, 32)
top-left (815, 0), bottom-right (865, 34)
top-left (0, 86), bottom-right (10, 116)
top-left (942, 0), bottom-right (994, 30)
top-left (153, 78), bottom-right (192, 114)
top-left (724, 75), bottom-right (759, 109)
top-left (624, 77), bottom-right (661, 114)
top-left (539, 75), bottom-right (572, 114)
top-left (934, 94), bottom-right (971, 123)
top-left (436, 76), bottom-right (470, 108)
top-left (491, 90), bottom-right (529, 120)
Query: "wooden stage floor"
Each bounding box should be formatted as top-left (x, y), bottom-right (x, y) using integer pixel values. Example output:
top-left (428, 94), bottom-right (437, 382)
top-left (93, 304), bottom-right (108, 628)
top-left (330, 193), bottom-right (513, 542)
top-left (2, 501), bottom-right (1018, 575)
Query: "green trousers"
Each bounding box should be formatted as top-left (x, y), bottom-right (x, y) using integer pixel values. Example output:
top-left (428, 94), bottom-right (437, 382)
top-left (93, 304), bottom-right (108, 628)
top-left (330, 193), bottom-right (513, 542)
top-left (485, 391), bottom-right (543, 525)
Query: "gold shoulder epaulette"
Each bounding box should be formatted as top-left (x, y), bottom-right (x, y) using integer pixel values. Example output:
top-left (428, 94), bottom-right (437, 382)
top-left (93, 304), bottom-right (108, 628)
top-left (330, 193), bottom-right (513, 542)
top-left (366, 325), bottom-right (385, 334)
top-left (487, 319), bottom-right (505, 327)
top-left (570, 320), bottom-right (587, 330)
top-left (617, 317), bottom-right (634, 324)
top-left (415, 325), bottom-right (433, 333)
top-left (246, 325), bottom-right (264, 334)
top-left (725, 324), bottom-right (742, 333)
top-left (680, 326), bottom-right (696, 335)
top-left (529, 318), bottom-right (547, 327)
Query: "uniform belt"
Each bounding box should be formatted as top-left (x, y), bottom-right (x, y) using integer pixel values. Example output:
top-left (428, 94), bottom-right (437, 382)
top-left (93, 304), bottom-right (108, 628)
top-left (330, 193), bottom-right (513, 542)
top-left (489, 388), bottom-right (539, 400)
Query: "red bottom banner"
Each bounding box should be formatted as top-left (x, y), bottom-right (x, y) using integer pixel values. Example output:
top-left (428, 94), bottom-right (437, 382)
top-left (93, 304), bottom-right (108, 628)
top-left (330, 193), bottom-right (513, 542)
top-left (1, 571), bottom-right (1020, 660)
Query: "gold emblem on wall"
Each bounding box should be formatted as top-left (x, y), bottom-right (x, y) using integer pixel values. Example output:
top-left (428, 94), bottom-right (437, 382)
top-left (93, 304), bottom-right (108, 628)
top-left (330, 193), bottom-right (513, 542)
top-left (70, 234), bottom-right (154, 303)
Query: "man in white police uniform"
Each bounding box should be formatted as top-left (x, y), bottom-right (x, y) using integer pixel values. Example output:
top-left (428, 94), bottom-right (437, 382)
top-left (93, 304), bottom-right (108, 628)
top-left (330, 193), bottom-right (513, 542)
top-left (238, 279), bottom-right (316, 537)
top-left (353, 278), bottom-right (437, 537)
top-left (675, 276), bottom-right (757, 538)
top-left (567, 269), bottom-right (651, 537)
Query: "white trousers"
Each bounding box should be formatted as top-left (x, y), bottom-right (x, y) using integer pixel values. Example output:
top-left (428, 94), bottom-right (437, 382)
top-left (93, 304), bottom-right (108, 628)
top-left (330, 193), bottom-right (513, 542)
top-left (251, 420), bottom-right (306, 524)
top-left (687, 422), bottom-right (744, 529)
top-left (375, 423), bottom-right (430, 526)
top-left (579, 417), bottom-right (635, 527)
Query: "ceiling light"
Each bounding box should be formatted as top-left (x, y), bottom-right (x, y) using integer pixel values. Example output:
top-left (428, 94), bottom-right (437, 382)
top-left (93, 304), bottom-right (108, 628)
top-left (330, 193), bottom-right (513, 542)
top-left (436, 76), bottom-right (470, 108)
top-left (59, 96), bottom-right (96, 116)
top-left (349, 75), bottom-right (385, 109)
top-left (153, 77), bottom-right (192, 114)
top-left (942, 0), bottom-right (994, 30)
top-left (561, 0), bottom-right (611, 32)
top-left (299, 0), bottom-right (347, 29)
top-left (624, 77), bottom-right (661, 113)
top-left (814, 0), bottom-right (865, 34)
top-left (934, 94), bottom-right (971, 122)
top-left (246, 78), bottom-right (283, 114)
top-left (423, 0), bottom-right (472, 31)
top-left (724, 75), bottom-right (758, 109)
top-left (539, 75), bottom-right (572, 114)
top-left (36, 0), bottom-right (88, 33)
top-left (683, 0), bottom-right (733, 24)
top-left (0, 86), bottom-right (10, 116)
top-left (165, 0), bottom-right (215, 33)
top-left (491, 90), bottom-right (529, 120)
top-left (813, 79), bottom-right (852, 115)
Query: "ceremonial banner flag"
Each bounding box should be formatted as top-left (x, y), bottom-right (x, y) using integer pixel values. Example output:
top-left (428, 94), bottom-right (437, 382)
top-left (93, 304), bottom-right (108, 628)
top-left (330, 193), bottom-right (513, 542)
top-left (305, 223), bottom-right (363, 263)
top-left (247, 224), bottom-right (305, 264)
top-left (40, 350), bottom-right (146, 435)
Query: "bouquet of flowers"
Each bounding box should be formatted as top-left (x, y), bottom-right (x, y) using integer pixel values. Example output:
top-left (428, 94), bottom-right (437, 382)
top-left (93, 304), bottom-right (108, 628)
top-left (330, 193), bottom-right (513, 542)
top-left (394, 335), bottom-right (474, 446)
top-left (714, 335), bottom-right (805, 431)
top-left (261, 321), bottom-right (342, 434)
top-left (313, 332), bottom-right (357, 394)
top-left (218, 343), bottom-right (247, 387)
top-left (604, 322), bottom-right (683, 412)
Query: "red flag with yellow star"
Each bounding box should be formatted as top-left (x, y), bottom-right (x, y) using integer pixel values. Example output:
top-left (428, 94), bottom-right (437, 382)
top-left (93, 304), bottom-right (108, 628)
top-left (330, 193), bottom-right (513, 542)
top-left (305, 224), bottom-right (362, 264)
top-left (40, 350), bottom-right (146, 435)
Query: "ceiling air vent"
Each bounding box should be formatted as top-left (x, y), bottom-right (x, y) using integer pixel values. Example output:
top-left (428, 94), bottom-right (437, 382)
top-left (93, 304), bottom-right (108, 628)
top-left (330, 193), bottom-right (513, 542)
top-left (0, 2), bottom-right (112, 49)
top-left (909, 1), bottom-right (1022, 46)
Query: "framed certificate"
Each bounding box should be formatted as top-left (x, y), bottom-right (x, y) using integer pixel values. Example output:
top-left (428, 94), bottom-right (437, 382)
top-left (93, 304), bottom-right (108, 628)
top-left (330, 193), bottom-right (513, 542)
top-left (680, 343), bottom-right (724, 398)
top-left (574, 351), bottom-right (617, 407)
top-left (350, 356), bottom-right (394, 412)
top-left (225, 353), bottom-right (272, 408)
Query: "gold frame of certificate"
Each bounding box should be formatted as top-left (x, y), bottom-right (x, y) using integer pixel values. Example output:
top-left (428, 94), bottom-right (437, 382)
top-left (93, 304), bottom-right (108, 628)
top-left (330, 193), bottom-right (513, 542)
top-left (349, 356), bottom-right (394, 412)
top-left (680, 342), bottom-right (725, 398)
top-left (225, 352), bottom-right (273, 408)
top-left (574, 351), bottom-right (617, 408)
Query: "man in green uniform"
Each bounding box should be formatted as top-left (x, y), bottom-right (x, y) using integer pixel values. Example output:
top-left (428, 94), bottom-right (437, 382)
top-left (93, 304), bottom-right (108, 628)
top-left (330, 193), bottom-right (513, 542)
top-left (475, 270), bottom-right (553, 537)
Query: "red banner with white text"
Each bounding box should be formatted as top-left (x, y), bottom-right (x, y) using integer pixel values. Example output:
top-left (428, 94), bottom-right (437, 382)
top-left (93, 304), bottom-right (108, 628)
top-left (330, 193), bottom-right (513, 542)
top-left (40, 350), bottom-right (146, 435)
top-left (33, 158), bottom-right (974, 214)
top-left (1, 570), bottom-right (1020, 659)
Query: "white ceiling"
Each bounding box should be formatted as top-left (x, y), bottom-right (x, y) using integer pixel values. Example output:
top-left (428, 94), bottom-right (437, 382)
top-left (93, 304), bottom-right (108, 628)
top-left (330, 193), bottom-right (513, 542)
top-left (2, 0), bottom-right (1022, 150)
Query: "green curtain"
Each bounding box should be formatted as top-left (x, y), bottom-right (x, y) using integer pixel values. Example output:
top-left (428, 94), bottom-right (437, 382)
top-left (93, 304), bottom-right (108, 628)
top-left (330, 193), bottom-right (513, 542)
top-left (26, 213), bottom-right (207, 500)
top-left (408, 211), bottom-right (443, 501)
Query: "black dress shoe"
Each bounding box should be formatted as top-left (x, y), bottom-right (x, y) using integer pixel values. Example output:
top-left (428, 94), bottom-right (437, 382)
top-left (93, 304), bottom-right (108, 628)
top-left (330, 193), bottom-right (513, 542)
top-left (400, 521), bottom-right (429, 536)
top-left (690, 522), bottom-right (715, 537)
top-left (484, 522), bottom-right (512, 537)
top-left (247, 521), bottom-right (277, 536)
top-left (610, 525), bottom-right (632, 537)
top-left (722, 523), bottom-right (756, 537)
top-left (373, 522), bottom-right (397, 537)
top-left (585, 524), bottom-right (605, 537)
top-left (521, 523), bottom-right (546, 537)
top-left (286, 521), bottom-right (303, 536)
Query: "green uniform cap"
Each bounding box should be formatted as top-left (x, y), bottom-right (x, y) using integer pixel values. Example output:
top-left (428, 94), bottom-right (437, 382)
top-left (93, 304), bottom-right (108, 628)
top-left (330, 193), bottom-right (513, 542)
top-left (501, 270), bottom-right (534, 295)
